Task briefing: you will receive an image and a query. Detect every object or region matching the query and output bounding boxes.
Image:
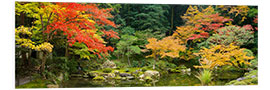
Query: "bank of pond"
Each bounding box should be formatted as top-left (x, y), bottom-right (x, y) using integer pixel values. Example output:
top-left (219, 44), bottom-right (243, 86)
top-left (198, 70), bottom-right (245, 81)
top-left (16, 63), bottom-right (258, 88)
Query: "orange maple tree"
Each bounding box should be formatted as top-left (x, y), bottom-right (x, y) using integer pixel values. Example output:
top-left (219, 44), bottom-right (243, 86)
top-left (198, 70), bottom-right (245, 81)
top-left (44, 3), bottom-right (119, 58)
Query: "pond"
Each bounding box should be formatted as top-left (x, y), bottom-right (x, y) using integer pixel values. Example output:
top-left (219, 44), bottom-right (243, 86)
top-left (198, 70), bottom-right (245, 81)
top-left (61, 71), bottom-right (243, 87)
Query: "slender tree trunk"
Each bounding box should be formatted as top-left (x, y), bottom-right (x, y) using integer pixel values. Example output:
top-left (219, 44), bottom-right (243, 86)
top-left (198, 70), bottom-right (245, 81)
top-left (22, 51), bottom-right (27, 68)
top-left (65, 42), bottom-right (69, 58)
top-left (20, 12), bottom-right (25, 25)
top-left (127, 48), bottom-right (131, 66)
top-left (40, 52), bottom-right (47, 79)
top-left (153, 52), bottom-right (157, 69)
top-left (170, 6), bottom-right (174, 35)
top-left (27, 49), bottom-right (32, 67)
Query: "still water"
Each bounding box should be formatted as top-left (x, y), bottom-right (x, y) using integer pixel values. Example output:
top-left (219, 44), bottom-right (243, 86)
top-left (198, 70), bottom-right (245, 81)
top-left (61, 72), bottom-right (242, 87)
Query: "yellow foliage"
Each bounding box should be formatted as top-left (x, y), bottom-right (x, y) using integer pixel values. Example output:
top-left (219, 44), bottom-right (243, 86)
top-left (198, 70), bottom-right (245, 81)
top-left (182, 5), bottom-right (215, 25)
top-left (194, 43), bottom-right (254, 69)
top-left (145, 36), bottom-right (186, 59)
top-left (217, 5), bottom-right (250, 22)
top-left (35, 42), bottom-right (54, 53)
top-left (15, 26), bottom-right (53, 53)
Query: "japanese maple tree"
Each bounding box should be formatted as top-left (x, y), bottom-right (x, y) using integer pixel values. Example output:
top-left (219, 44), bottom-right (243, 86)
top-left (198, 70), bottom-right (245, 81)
top-left (44, 2), bottom-right (119, 58)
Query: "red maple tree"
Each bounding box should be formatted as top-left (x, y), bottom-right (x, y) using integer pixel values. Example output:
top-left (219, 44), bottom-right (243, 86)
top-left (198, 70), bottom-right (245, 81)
top-left (44, 2), bottom-right (119, 58)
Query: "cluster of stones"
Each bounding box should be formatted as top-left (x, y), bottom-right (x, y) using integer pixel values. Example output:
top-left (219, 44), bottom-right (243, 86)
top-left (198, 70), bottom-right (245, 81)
top-left (168, 65), bottom-right (191, 75)
top-left (73, 60), bottom-right (161, 82)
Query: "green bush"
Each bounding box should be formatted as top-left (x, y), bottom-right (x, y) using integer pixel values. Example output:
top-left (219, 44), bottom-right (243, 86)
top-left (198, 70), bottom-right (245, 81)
top-left (103, 68), bottom-right (112, 73)
top-left (206, 26), bottom-right (254, 47)
top-left (142, 67), bottom-right (148, 72)
top-left (125, 68), bottom-right (130, 72)
top-left (113, 60), bottom-right (127, 68)
top-left (132, 60), bottom-right (140, 67)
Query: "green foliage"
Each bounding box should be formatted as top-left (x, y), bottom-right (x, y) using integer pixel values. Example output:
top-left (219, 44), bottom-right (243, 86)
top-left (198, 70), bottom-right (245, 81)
top-left (113, 60), bottom-right (127, 69)
top-left (121, 4), bottom-right (170, 34)
top-left (131, 60), bottom-right (140, 67)
top-left (195, 69), bottom-right (213, 86)
top-left (121, 26), bottom-right (135, 35)
top-left (206, 26), bottom-right (254, 47)
top-left (69, 42), bottom-right (97, 60)
top-left (114, 34), bottom-right (141, 66)
top-left (142, 67), bottom-right (148, 72)
top-left (103, 68), bottom-right (112, 73)
top-left (125, 68), bottom-right (130, 72)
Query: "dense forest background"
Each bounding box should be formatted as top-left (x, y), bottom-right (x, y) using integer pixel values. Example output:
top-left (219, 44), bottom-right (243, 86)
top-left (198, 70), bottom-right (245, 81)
top-left (15, 2), bottom-right (258, 87)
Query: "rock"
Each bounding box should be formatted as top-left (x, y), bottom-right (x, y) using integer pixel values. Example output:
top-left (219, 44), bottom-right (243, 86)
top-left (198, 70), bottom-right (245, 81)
top-left (102, 60), bottom-right (117, 69)
top-left (121, 77), bottom-right (127, 80)
top-left (126, 76), bottom-right (135, 80)
top-left (114, 70), bottom-right (120, 75)
top-left (186, 68), bottom-right (191, 72)
top-left (114, 76), bottom-right (122, 80)
top-left (107, 73), bottom-right (115, 79)
top-left (119, 73), bottom-right (131, 77)
top-left (139, 74), bottom-right (144, 79)
top-left (89, 72), bottom-right (99, 78)
top-left (47, 84), bottom-right (59, 88)
top-left (251, 75), bottom-right (256, 78)
top-left (57, 73), bottom-right (64, 81)
top-left (93, 76), bottom-right (105, 80)
top-left (144, 76), bottom-right (153, 82)
top-left (236, 77), bottom-right (245, 81)
top-left (144, 70), bottom-right (160, 78)
top-left (83, 74), bottom-right (89, 78)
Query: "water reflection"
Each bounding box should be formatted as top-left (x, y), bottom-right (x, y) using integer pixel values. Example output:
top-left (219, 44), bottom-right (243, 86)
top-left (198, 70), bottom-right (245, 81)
top-left (62, 71), bottom-right (241, 87)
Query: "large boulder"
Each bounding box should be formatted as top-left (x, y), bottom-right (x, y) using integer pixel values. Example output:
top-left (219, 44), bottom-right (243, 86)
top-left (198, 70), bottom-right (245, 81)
top-left (102, 60), bottom-right (117, 69)
top-left (144, 70), bottom-right (160, 78)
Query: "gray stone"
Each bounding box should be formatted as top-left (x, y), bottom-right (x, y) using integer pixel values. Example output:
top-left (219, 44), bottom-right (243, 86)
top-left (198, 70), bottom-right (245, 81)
top-left (119, 73), bottom-right (131, 77)
top-left (236, 77), bottom-right (245, 81)
top-left (144, 70), bottom-right (160, 78)
top-left (102, 60), bottom-right (117, 69)
top-left (251, 75), bottom-right (256, 78)
top-left (107, 73), bottom-right (115, 78)
top-left (126, 76), bottom-right (135, 80)
top-left (114, 70), bottom-right (120, 75)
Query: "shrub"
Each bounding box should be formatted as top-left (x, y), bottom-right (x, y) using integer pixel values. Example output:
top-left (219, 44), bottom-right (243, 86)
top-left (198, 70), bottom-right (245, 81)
top-left (103, 68), bottom-right (112, 73)
top-left (132, 60), bottom-right (140, 67)
top-left (113, 60), bottom-right (127, 68)
top-left (195, 69), bottom-right (213, 86)
top-left (142, 67), bottom-right (148, 72)
top-left (206, 26), bottom-right (254, 46)
top-left (125, 68), bottom-right (130, 72)
top-left (194, 43), bottom-right (254, 69)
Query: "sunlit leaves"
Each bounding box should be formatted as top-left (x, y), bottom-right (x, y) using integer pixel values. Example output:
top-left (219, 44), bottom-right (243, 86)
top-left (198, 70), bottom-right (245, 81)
top-left (194, 43), bottom-right (254, 69)
top-left (40, 2), bottom-right (120, 57)
top-left (217, 5), bottom-right (250, 22)
top-left (146, 36), bottom-right (186, 59)
top-left (177, 5), bottom-right (232, 41)
top-left (15, 26), bottom-right (53, 52)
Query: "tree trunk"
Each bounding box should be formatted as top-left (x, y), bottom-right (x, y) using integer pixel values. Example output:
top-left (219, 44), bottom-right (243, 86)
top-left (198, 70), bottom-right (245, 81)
top-left (27, 49), bottom-right (32, 67)
top-left (40, 52), bottom-right (47, 78)
top-left (128, 56), bottom-right (131, 67)
top-left (65, 42), bottom-right (69, 58)
top-left (170, 5), bottom-right (174, 35)
top-left (22, 51), bottom-right (27, 68)
top-left (153, 52), bottom-right (157, 70)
